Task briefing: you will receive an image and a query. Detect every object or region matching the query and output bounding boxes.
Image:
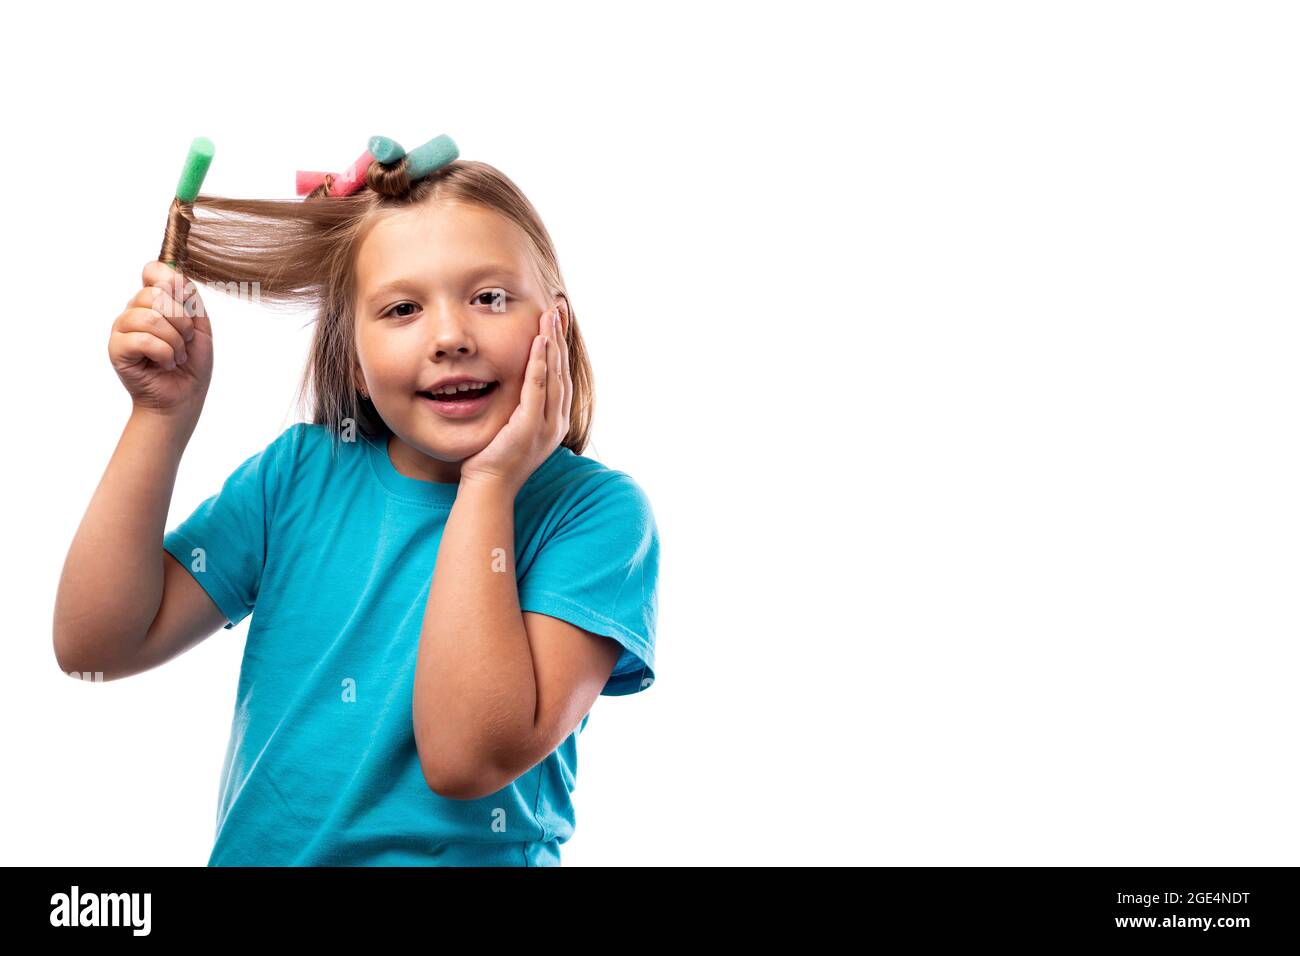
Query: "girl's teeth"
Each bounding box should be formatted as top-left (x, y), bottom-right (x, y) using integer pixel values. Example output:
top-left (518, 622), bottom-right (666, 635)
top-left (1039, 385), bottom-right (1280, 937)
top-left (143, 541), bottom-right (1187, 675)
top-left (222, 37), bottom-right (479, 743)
top-left (437, 382), bottom-right (487, 394)
top-left (426, 381), bottom-right (494, 400)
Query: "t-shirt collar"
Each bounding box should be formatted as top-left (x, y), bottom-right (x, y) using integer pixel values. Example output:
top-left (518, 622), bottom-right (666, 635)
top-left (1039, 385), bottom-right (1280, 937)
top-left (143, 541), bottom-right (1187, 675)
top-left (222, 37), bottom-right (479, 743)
top-left (364, 432), bottom-right (571, 507)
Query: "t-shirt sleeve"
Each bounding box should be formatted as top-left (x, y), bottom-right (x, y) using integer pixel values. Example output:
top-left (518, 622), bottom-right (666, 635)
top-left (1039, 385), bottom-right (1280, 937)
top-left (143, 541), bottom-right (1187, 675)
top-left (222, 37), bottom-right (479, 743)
top-left (162, 424), bottom-right (299, 630)
top-left (518, 472), bottom-right (661, 696)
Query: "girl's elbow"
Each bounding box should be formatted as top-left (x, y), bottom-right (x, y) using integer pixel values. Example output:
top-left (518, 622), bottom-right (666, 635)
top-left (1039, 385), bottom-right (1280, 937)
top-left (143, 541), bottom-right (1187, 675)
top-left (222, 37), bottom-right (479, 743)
top-left (423, 761), bottom-right (494, 801)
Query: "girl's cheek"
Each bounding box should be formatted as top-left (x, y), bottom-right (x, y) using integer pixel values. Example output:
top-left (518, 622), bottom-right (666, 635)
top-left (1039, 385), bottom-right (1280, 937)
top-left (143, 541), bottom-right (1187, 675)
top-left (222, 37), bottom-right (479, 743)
top-left (515, 327), bottom-right (541, 364)
top-left (490, 333), bottom-right (535, 384)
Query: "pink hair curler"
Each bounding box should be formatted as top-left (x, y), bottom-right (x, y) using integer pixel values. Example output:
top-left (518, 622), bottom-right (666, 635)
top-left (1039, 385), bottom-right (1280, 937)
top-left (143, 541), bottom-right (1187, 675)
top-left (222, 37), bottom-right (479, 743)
top-left (295, 170), bottom-right (331, 195)
top-left (295, 150), bottom-right (374, 197)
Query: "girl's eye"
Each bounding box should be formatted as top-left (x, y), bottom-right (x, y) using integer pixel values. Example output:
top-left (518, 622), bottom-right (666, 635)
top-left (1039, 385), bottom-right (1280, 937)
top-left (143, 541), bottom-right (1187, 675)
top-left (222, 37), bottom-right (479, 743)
top-left (384, 302), bottom-right (419, 319)
top-left (383, 291), bottom-right (509, 317)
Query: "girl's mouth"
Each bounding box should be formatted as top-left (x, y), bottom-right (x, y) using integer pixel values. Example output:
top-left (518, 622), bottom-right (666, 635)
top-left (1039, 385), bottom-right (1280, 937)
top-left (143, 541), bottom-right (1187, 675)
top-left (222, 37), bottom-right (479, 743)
top-left (417, 381), bottom-right (499, 418)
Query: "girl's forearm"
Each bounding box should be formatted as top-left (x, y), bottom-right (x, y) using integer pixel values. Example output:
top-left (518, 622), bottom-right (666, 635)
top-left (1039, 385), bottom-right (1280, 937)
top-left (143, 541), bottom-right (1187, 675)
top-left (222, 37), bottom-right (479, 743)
top-left (53, 407), bottom-right (198, 674)
top-left (413, 477), bottom-right (538, 794)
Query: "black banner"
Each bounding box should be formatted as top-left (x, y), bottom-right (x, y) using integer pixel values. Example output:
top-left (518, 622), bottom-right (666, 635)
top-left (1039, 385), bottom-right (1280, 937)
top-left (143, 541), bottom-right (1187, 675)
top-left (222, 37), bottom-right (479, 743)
top-left (11, 866), bottom-right (1295, 942)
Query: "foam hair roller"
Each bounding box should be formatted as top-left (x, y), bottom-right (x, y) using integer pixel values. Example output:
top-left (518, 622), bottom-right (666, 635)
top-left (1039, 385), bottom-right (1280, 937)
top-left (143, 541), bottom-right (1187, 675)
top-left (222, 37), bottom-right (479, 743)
top-left (330, 150), bottom-right (374, 196)
top-left (294, 133), bottom-right (459, 198)
top-left (296, 170), bottom-right (330, 195)
top-left (367, 135), bottom-right (405, 165)
top-left (159, 136), bottom-right (214, 269)
top-left (294, 150), bottom-right (374, 197)
top-left (404, 134), bottom-right (458, 179)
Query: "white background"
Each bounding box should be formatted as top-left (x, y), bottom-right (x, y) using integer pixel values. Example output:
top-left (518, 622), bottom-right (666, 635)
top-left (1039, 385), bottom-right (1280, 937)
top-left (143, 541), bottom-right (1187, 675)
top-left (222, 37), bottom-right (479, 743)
top-left (4, 1), bottom-right (1298, 865)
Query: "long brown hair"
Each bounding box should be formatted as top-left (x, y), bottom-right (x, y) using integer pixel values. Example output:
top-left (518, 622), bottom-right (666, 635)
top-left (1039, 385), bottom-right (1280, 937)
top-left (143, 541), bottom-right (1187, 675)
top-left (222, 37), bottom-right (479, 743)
top-left (174, 159), bottom-right (594, 459)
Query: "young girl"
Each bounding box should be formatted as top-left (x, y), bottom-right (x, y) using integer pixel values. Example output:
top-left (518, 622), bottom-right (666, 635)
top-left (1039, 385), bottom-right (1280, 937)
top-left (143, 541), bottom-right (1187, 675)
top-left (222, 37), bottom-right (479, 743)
top-left (53, 138), bottom-right (660, 866)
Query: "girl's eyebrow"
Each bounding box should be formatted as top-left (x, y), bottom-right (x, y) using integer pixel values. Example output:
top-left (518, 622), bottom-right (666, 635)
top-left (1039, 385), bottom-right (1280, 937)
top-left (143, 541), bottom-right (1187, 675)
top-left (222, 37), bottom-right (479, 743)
top-left (364, 264), bottom-right (522, 305)
top-left (364, 278), bottom-right (422, 305)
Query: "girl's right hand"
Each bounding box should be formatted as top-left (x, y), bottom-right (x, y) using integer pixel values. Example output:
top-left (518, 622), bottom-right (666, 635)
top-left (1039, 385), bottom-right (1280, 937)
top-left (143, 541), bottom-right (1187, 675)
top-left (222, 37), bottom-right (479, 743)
top-left (109, 260), bottom-right (213, 415)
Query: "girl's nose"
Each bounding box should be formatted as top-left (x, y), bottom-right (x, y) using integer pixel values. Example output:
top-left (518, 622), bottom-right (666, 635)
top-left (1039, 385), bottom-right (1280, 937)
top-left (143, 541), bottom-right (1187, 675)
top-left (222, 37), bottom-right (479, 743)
top-left (426, 305), bottom-right (475, 356)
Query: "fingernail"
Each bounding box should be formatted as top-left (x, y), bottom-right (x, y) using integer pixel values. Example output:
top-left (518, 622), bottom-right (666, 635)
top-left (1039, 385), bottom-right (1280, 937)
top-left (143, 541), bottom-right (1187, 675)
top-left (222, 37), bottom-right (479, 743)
top-left (178, 351), bottom-right (187, 365)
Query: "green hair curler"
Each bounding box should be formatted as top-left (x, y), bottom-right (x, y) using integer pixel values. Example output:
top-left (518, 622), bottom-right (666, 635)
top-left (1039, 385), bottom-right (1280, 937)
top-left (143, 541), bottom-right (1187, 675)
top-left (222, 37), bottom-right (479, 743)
top-left (159, 137), bottom-right (215, 270)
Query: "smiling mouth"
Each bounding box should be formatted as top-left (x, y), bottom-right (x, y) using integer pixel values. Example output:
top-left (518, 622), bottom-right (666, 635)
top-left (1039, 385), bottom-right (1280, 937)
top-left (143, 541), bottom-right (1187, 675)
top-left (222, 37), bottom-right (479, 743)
top-left (418, 382), bottom-right (500, 402)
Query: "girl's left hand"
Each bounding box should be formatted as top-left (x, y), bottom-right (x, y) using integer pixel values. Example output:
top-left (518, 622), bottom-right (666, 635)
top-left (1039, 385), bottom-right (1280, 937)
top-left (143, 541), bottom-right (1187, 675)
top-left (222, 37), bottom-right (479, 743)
top-left (459, 301), bottom-right (570, 494)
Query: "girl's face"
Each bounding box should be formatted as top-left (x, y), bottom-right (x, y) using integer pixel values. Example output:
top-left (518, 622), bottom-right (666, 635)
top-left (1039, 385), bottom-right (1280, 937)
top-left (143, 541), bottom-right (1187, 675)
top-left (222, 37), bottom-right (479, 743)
top-left (352, 200), bottom-right (555, 484)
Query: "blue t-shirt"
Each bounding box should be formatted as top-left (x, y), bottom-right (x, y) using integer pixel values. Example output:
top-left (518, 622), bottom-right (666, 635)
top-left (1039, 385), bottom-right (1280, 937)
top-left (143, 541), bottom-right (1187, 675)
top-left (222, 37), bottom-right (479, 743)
top-left (162, 422), bottom-right (659, 866)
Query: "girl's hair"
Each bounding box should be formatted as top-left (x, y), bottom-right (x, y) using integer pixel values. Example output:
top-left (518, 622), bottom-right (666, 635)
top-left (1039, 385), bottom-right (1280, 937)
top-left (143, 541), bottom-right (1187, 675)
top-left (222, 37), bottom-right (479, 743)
top-left (174, 159), bottom-right (593, 458)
